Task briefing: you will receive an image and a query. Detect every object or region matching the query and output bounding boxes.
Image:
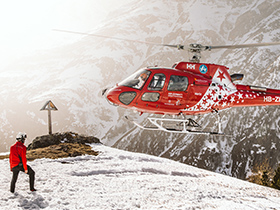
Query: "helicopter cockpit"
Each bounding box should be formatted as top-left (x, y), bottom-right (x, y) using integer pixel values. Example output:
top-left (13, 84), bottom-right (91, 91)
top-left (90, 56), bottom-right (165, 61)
top-left (119, 69), bottom-right (151, 90)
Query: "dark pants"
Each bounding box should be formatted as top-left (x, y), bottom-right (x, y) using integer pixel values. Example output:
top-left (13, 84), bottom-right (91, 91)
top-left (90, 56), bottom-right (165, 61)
top-left (10, 164), bottom-right (35, 193)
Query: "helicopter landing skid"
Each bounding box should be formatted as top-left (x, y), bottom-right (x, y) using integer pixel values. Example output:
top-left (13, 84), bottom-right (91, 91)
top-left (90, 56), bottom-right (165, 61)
top-left (131, 117), bottom-right (224, 135)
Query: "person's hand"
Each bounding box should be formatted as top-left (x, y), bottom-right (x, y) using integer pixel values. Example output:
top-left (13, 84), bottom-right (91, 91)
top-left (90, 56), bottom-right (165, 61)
top-left (25, 170), bottom-right (28, 174)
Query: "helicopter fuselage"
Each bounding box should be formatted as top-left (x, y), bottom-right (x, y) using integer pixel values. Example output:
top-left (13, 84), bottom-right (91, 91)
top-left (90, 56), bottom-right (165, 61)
top-left (105, 62), bottom-right (280, 116)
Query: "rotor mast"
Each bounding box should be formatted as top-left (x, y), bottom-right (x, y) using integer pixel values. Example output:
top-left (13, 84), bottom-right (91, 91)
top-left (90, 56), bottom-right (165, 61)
top-left (188, 44), bottom-right (208, 63)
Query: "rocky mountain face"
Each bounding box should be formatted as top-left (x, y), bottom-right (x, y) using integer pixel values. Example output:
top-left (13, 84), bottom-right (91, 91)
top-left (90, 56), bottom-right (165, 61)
top-left (0, 0), bottom-right (280, 179)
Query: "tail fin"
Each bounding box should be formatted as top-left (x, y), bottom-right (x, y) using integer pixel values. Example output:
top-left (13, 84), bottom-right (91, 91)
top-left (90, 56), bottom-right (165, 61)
top-left (211, 65), bottom-right (236, 89)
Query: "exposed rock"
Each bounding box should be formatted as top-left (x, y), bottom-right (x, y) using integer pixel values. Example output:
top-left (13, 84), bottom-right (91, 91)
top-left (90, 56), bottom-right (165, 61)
top-left (27, 132), bottom-right (101, 150)
top-left (0, 132), bottom-right (101, 160)
top-left (26, 143), bottom-right (99, 161)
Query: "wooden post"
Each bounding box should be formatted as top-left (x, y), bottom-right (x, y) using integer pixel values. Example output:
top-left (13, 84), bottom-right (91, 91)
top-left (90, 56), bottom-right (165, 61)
top-left (48, 109), bottom-right (52, 134)
top-left (40, 100), bottom-right (58, 135)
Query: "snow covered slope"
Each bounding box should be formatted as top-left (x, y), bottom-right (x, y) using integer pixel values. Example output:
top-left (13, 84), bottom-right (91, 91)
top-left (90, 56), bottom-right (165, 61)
top-left (0, 145), bottom-right (280, 209)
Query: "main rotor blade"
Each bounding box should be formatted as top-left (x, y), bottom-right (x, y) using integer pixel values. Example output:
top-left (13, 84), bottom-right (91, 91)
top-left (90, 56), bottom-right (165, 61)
top-left (53, 29), bottom-right (280, 52)
top-left (208, 42), bottom-right (280, 50)
top-left (53, 29), bottom-right (172, 48)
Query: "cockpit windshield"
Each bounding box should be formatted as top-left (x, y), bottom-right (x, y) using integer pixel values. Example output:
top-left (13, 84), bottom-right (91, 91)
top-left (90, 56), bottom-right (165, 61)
top-left (119, 69), bottom-right (151, 90)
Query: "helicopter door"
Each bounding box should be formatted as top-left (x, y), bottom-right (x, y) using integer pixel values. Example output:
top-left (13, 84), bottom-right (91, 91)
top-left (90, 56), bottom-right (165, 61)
top-left (161, 75), bottom-right (189, 111)
top-left (138, 73), bottom-right (166, 111)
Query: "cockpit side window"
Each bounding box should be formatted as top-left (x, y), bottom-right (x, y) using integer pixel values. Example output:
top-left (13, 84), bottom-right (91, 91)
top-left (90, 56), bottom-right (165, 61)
top-left (148, 73), bottom-right (166, 91)
top-left (168, 75), bottom-right (189, 91)
top-left (119, 70), bottom-right (151, 90)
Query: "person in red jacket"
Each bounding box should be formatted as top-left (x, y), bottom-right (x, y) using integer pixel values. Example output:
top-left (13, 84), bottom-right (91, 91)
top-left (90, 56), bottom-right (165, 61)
top-left (9, 132), bottom-right (36, 193)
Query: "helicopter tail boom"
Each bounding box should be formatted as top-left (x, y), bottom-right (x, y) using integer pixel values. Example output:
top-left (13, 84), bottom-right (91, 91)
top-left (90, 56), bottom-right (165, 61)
top-left (232, 84), bottom-right (280, 107)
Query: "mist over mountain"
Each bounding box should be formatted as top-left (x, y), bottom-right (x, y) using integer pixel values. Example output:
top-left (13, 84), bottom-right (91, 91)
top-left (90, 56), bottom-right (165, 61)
top-left (0, 0), bottom-right (280, 179)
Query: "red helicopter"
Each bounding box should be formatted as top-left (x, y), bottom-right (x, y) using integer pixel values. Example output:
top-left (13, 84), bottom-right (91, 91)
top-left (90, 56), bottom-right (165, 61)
top-left (103, 42), bottom-right (280, 135)
top-left (54, 29), bottom-right (280, 134)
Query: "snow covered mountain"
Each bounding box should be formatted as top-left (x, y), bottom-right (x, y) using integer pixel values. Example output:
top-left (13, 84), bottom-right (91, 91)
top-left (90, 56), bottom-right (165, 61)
top-left (0, 144), bottom-right (280, 209)
top-left (0, 0), bottom-right (280, 180)
top-left (110, 0), bottom-right (280, 180)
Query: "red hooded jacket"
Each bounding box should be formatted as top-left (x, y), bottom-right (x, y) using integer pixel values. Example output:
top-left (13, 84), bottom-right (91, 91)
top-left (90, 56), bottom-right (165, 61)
top-left (9, 141), bottom-right (28, 171)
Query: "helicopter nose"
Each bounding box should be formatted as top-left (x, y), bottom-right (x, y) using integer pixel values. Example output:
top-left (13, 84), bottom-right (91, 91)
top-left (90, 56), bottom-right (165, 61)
top-left (105, 88), bottom-right (120, 106)
top-left (104, 87), bottom-right (137, 106)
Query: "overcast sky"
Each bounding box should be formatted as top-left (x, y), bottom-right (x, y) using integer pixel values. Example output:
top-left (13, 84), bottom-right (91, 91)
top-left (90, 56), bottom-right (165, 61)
top-left (0, 0), bottom-right (131, 65)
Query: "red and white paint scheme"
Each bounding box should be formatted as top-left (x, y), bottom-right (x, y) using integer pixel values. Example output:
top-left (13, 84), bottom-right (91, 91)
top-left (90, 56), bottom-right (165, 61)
top-left (104, 61), bottom-right (280, 134)
top-left (105, 62), bottom-right (280, 116)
